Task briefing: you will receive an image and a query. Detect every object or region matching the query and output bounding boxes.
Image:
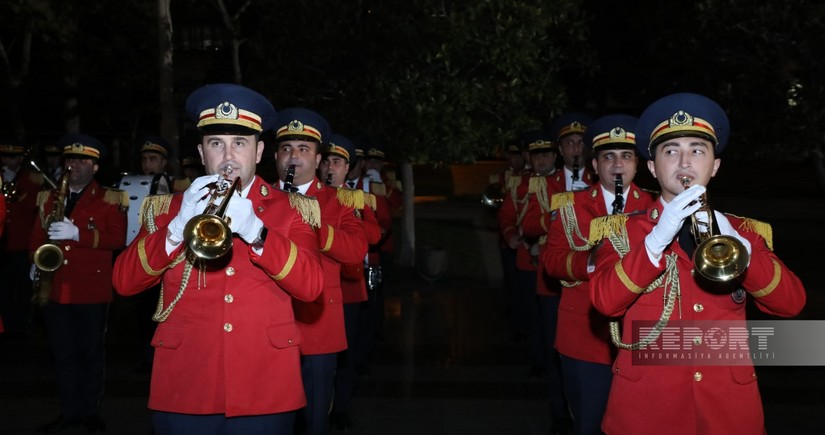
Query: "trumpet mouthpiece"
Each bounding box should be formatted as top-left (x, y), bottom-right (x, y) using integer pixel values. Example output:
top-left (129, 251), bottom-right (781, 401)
top-left (681, 176), bottom-right (692, 188)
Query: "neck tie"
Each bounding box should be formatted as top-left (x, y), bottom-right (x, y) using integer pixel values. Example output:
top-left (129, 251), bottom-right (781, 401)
top-left (678, 219), bottom-right (696, 257)
top-left (347, 180), bottom-right (356, 188)
top-left (65, 191), bottom-right (80, 217)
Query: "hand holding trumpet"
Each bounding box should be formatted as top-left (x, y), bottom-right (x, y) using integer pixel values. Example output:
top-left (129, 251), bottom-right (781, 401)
top-left (644, 183), bottom-right (705, 258)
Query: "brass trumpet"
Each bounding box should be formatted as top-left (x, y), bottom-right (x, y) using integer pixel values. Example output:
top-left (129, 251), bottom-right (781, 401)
top-left (183, 169), bottom-right (241, 261)
top-left (681, 177), bottom-right (749, 282)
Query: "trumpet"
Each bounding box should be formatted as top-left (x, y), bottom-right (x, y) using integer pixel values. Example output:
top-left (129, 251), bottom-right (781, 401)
top-left (681, 177), bottom-right (749, 282)
top-left (183, 166), bottom-right (241, 261)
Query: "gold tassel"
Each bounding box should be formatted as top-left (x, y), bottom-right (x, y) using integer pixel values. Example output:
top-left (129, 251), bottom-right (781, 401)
top-left (289, 193), bottom-right (321, 228)
top-left (740, 218), bottom-right (774, 251)
top-left (366, 193), bottom-right (377, 211)
top-left (507, 174), bottom-right (522, 191)
top-left (550, 192), bottom-right (574, 211)
top-left (336, 188), bottom-right (365, 210)
top-left (103, 188), bottom-right (130, 208)
top-left (588, 215), bottom-right (628, 244)
top-left (138, 194), bottom-right (173, 227)
top-left (529, 176), bottom-right (550, 212)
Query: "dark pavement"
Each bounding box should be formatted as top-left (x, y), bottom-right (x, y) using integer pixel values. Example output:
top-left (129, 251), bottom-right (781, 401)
top-left (2, 194), bottom-right (825, 435)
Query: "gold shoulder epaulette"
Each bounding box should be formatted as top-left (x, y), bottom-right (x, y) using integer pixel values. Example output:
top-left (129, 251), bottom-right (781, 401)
top-left (550, 191), bottom-right (574, 211)
top-left (289, 192), bottom-right (321, 228)
top-left (138, 194), bottom-right (174, 227)
top-left (103, 187), bottom-right (130, 208)
top-left (336, 187), bottom-right (366, 210)
top-left (370, 182), bottom-right (387, 197)
top-left (588, 214), bottom-right (628, 244)
top-left (366, 192), bottom-right (377, 211)
top-left (36, 190), bottom-right (51, 208)
top-left (736, 216), bottom-right (774, 251)
top-left (529, 176), bottom-right (550, 212)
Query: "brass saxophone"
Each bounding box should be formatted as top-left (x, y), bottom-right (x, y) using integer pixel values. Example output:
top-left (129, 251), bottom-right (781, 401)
top-left (32, 167), bottom-right (71, 307)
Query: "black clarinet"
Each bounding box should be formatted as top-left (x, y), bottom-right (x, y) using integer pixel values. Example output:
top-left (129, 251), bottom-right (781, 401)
top-left (324, 172), bottom-right (333, 186)
top-left (283, 164), bottom-right (298, 192)
top-left (571, 155), bottom-right (580, 182)
top-left (611, 174), bottom-right (624, 215)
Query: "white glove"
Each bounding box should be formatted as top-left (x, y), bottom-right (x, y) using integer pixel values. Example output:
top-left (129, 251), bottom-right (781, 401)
top-left (29, 264), bottom-right (37, 281)
top-left (644, 184), bottom-right (706, 258)
top-left (714, 211), bottom-right (752, 257)
top-left (225, 196), bottom-right (264, 244)
top-left (48, 217), bottom-right (79, 241)
top-left (365, 168), bottom-right (383, 183)
top-left (167, 174), bottom-right (219, 244)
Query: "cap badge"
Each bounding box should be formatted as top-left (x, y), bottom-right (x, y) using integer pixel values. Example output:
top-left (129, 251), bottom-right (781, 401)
top-left (215, 102), bottom-right (239, 120)
top-left (610, 127), bottom-right (627, 139)
top-left (288, 120), bottom-right (304, 132)
top-left (71, 143), bottom-right (85, 152)
top-left (669, 110), bottom-right (694, 128)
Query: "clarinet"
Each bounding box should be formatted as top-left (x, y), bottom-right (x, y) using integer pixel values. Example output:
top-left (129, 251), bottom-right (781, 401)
top-left (611, 174), bottom-right (624, 215)
top-left (324, 172), bottom-right (333, 186)
top-left (283, 164), bottom-right (298, 192)
top-left (571, 155), bottom-right (580, 182)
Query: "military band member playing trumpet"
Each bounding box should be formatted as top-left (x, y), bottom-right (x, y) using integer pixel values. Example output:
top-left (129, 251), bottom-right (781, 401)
top-left (589, 93), bottom-right (806, 434)
top-left (113, 84), bottom-right (324, 435)
top-left (542, 115), bottom-right (656, 434)
top-left (31, 134), bottom-right (128, 433)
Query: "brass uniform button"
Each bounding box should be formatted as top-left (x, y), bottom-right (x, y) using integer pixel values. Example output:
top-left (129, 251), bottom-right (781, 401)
top-left (694, 371), bottom-right (703, 382)
top-left (693, 303), bottom-right (704, 313)
top-left (226, 267), bottom-right (235, 276)
top-left (224, 323), bottom-right (233, 332)
top-left (224, 294), bottom-right (234, 303)
top-left (65, 245), bottom-right (71, 251)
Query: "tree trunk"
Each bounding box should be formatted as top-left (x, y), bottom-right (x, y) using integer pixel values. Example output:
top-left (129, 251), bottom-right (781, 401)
top-left (399, 162), bottom-right (415, 268)
top-left (157, 0), bottom-right (179, 175)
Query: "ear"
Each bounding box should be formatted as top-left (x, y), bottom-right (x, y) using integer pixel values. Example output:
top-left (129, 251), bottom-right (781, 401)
top-left (255, 140), bottom-right (264, 164)
top-left (711, 158), bottom-right (721, 178)
top-left (93, 163), bottom-right (99, 174)
top-left (197, 144), bottom-right (204, 161)
top-left (591, 156), bottom-right (599, 175)
top-left (647, 159), bottom-right (657, 179)
top-left (314, 152), bottom-right (322, 169)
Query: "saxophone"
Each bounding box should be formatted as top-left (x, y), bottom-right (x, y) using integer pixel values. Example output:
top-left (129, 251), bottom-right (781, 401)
top-left (31, 168), bottom-right (71, 307)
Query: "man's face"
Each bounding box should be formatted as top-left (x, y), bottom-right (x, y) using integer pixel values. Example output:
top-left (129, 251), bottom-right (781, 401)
top-left (648, 136), bottom-right (720, 202)
top-left (141, 152), bottom-right (167, 175)
top-left (275, 140), bottom-right (321, 186)
top-left (46, 155), bottom-right (62, 169)
top-left (592, 148), bottom-right (638, 193)
top-left (319, 155), bottom-right (350, 187)
top-left (558, 133), bottom-right (584, 169)
top-left (64, 157), bottom-right (98, 188)
top-left (507, 152), bottom-right (525, 171)
top-left (364, 157), bottom-right (384, 172)
top-left (530, 150), bottom-right (557, 176)
top-left (197, 134), bottom-right (263, 189)
top-left (347, 158), bottom-right (364, 179)
top-left (1, 155), bottom-right (23, 171)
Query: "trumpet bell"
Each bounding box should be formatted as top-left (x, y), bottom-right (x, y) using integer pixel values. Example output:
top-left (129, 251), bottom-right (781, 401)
top-left (33, 243), bottom-right (65, 272)
top-left (481, 184), bottom-right (504, 209)
top-left (693, 235), bottom-right (750, 282)
top-left (184, 214), bottom-right (233, 261)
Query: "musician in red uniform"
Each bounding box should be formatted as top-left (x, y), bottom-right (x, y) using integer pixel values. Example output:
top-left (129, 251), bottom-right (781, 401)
top-left (271, 109), bottom-right (367, 435)
top-left (112, 84), bottom-right (324, 435)
top-left (542, 115), bottom-right (656, 434)
top-left (0, 139), bottom-right (42, 338)
top-left (590, 93), bottom-right (806, 434)
top-left (30, 134), bottom-right (128, 433)
top-left (322, 135), bottom-right (383, 431)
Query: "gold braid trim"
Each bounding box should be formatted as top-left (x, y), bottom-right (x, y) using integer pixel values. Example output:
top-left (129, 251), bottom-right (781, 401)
top-left (91, 229), bottom-right (99, 248)
top-left (322, 225), bottom-right (334, 252)
top-left (103, 188), bottom-right (130, 208)
top-left (529, 176), bottom-right (550, 213)
top-left (507, 174), bottom-right (522, 192)
top-left (336, 188), bottom-right (365, 210)
top-left (272, 241), bottom-right (298, 280)
top-left (288, 193), bottom-right (321, 228)
top-left (137, 238), bottom-right (167, 276)
top-left (565, 251), bottom-right (578, 281)
top-left (739, 217), bottom-right (774, 251)
top-left (138, 195), bottom-right (173, 227)
top-left (749, 259), bottom-right (782, 298)
top-left (615, 261), bottom-right (645, 294)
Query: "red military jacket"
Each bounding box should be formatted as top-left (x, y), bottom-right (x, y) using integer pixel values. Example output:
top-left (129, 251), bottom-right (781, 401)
top-left (541, 183), bottom-right (655, 364)
top-left (3, 169), bottom-right (43, 252)
top-left (521, 170), bottom-right (595, 296)
top-left (589, 199), bottom-right (806, 435)
top-left (498, 171), bottom-right (536, 271)
top-left (112, 176), bottom-right (324, 417)
top-left (30, 180), bottom-right (127, 304)
top-left (294, 179), bottom-right (367, 355)
top-left (354, 176), bottom-right (394, 254)
top-left (340, 192), bottom-right (382, 304)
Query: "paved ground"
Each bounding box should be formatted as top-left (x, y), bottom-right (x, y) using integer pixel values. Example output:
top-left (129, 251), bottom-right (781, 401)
top-left (1, 193), bottom-right (824, 435)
